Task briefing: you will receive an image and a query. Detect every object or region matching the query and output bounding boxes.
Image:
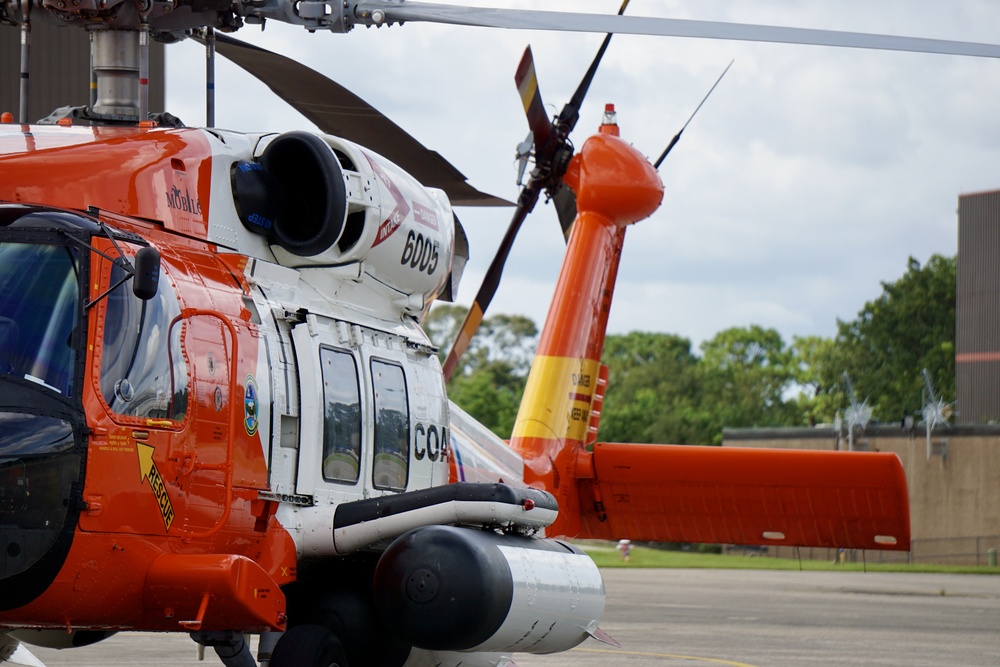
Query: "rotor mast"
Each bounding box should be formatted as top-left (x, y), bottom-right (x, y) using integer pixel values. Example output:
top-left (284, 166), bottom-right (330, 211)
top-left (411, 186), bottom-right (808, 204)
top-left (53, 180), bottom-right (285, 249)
top-left (90, 28), bottom-right (149, 121)
top-left (17, 0), bottom-right (30, 123)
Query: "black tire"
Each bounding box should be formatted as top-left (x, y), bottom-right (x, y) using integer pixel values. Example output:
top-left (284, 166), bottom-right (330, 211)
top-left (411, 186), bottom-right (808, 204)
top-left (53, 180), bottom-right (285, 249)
top-left (270, 624), bottom-right (348, 667)
top-left (312, 590), bottom-right (412, 667)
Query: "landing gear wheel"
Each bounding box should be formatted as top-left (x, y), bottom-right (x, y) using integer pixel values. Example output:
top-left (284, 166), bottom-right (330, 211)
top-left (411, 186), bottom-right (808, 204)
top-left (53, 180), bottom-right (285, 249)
top-left (270, 624), bottom-right (348, 667)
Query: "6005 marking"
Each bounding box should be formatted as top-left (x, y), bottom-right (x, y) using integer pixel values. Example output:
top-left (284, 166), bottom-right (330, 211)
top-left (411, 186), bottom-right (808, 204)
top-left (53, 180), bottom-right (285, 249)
top-left (400, 230), bottom-right (440, 275)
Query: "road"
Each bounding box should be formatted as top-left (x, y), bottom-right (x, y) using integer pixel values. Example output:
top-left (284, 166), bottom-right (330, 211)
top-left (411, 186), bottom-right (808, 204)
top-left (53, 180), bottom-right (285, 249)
top-left (27, 568), bottom-right (1000, 666)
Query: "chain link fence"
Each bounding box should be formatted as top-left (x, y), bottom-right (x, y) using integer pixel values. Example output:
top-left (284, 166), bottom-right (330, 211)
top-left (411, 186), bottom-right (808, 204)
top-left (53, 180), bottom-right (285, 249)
top-left (756, 536), bottom-right (1000, 567)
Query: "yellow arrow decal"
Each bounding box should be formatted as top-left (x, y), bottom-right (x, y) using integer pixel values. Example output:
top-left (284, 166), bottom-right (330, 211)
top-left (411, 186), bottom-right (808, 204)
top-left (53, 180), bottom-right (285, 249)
top-left (136, 442), bottom-right (175, 532)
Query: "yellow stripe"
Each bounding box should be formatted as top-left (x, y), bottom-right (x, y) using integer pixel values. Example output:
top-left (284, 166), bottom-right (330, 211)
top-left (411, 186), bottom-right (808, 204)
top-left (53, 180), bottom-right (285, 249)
top-left (461, 302), bottom-right (484, 338)
top-left (518, 63), bottom-right (538, 113)
top-left (453, 303), bottom-right (483, 356)
top-left (573, 647), bottom-right (758, 666)
top-left (513, 355), bottom-right (600, 442)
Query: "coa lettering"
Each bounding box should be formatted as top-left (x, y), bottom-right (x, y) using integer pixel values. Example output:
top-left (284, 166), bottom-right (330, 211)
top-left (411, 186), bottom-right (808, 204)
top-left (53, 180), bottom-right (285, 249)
top-left (414, 423), bottom-right (448, 462)
top-left (400, 230), bottom-right (440, 275)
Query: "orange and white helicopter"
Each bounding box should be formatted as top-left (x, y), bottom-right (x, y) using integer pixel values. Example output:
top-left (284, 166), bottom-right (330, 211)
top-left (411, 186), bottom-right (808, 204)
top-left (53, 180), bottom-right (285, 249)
top-left (0, 2), bottom-right (995, 666)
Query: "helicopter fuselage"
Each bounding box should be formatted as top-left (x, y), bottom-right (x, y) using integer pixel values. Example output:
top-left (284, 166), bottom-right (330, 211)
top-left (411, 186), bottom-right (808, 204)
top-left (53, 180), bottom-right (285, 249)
top-left (0, 123), bottom-right (585, 654)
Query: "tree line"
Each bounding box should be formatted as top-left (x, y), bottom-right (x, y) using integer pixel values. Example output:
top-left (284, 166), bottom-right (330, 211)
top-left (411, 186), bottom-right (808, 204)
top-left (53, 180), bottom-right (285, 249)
top-left (427, 254), bottom-right (956, 445)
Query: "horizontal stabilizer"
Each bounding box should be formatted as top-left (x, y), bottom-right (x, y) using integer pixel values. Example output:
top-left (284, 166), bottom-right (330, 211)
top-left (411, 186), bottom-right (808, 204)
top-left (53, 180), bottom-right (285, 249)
top-left (577, 443), bottom-right (910, 550)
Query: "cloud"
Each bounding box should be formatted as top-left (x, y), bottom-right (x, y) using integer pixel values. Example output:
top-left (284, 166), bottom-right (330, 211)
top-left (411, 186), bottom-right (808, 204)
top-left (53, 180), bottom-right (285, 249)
top-left (165, 0), bottom-right (1000, 347)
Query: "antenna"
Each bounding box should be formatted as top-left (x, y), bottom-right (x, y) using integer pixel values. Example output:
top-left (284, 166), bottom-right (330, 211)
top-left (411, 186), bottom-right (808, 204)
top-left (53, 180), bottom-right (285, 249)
top-left (921, 368), bottom-right (951, 459)
top-left (842, 372), bottom-right (871, 452)
top-left (653, 59), bottom-right (733, 169)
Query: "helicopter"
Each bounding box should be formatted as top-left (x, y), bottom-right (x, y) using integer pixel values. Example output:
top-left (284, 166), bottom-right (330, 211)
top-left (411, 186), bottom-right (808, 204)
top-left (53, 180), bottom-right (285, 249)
top-left (0, 2), bottom-right (995, 666)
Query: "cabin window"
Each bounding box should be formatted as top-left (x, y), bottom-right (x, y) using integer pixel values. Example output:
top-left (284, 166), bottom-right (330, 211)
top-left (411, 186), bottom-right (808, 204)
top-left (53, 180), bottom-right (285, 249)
top-left (371, 359), bottom-right (409, 492)
top-left (320, 347), bottom-right (362, 484)
top-left (100, 259), bottom-right (188, 422)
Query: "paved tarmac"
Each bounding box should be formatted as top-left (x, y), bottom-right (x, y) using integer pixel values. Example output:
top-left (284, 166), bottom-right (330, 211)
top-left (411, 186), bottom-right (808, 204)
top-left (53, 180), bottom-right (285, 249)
top-left (520, 568), bottom-right (1000, 667)
top-left (26, 568), bottom-right (1000, 666)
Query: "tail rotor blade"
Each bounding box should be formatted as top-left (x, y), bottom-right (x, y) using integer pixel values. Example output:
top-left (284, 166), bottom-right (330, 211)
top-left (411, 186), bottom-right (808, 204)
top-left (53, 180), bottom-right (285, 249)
top-left (443, 3), bottom-right (628, 376)
top-left (515, 47), bottom-right (552, 155)
top-left (442, 202), bottom-right (532, 381)
top-left (544, 0), bottom-right (629, 234)
top-left (558, 0), bottom-right (630, 133)
top-left (551, 184), bottom-right (577, 241)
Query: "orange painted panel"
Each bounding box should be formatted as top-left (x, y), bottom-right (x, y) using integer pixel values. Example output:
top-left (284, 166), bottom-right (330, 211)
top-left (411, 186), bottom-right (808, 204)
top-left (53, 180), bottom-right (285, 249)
top-left (574, 443), bottom-right (910, 551)
top-left (0, 125), bottom-right (212, 237)
top-left (142, 553), bottom-right (285, 632)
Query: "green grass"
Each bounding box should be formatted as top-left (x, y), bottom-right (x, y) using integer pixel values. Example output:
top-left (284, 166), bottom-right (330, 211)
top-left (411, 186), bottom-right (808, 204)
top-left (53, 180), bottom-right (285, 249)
top-left (578, 542), bottom-right (1000, 575)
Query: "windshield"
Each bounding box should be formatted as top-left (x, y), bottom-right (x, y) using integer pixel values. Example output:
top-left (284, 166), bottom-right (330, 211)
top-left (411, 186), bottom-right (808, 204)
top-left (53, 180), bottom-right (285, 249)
top-left (0, 233), bottom-right (86, 597)
top-left (0, 243), bottom-right (81, 397)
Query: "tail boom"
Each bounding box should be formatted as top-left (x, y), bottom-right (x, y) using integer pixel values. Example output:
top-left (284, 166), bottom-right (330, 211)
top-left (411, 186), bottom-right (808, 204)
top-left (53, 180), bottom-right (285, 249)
top-left (508, 216), bottom-right (625, 538)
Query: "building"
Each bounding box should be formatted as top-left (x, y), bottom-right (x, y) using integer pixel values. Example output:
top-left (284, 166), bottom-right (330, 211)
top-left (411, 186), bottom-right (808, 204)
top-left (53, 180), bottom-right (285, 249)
top-left (0, 23), bottom-right (163, 123)
top-left (956, 189), bottom-right (1000, 424)
top-left (723, 190), bottom-right (1000, 565)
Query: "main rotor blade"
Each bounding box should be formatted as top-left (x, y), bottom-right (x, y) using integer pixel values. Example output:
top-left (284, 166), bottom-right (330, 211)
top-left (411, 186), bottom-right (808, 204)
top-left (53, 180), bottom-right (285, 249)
top-left (356, 2), bottom-right (1000, 59)
top-left (206, 32), bottom-right (510, 206)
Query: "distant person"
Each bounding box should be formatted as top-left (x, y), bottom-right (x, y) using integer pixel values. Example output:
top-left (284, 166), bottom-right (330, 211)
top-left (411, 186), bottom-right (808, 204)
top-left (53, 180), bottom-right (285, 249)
top-left (617, 539), bottom-right (631, 562)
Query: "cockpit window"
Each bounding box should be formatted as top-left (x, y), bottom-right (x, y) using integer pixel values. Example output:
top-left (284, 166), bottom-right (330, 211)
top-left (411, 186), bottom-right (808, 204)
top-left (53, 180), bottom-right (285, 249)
top-left (99, 258), bottom-right (188, 422)
top-left (0, 243), bottom-right (80, 396)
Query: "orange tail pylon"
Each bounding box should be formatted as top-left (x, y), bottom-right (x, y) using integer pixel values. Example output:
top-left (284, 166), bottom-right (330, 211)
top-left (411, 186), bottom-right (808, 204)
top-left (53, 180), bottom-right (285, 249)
top-left (509, 108), bottom-right (663, 538)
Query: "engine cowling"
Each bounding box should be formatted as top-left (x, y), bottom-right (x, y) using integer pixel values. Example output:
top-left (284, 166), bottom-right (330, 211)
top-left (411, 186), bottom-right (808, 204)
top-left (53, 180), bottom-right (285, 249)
top-left (230, 130), bottom-right (456, 311)
top-left (372, 525), bottom-right (605, 655)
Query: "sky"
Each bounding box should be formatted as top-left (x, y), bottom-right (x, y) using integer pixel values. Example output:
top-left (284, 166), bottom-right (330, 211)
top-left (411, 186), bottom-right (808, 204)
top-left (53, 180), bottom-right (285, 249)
top-left (165, 0), bottom-right (1000, 350)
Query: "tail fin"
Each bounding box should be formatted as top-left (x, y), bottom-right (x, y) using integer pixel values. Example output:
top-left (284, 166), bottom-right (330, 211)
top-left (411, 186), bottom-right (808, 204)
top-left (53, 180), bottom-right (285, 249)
top-left (507, 112), bottom-right (662, 537)
top-left (508, 113), bottom-right (911, 551)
